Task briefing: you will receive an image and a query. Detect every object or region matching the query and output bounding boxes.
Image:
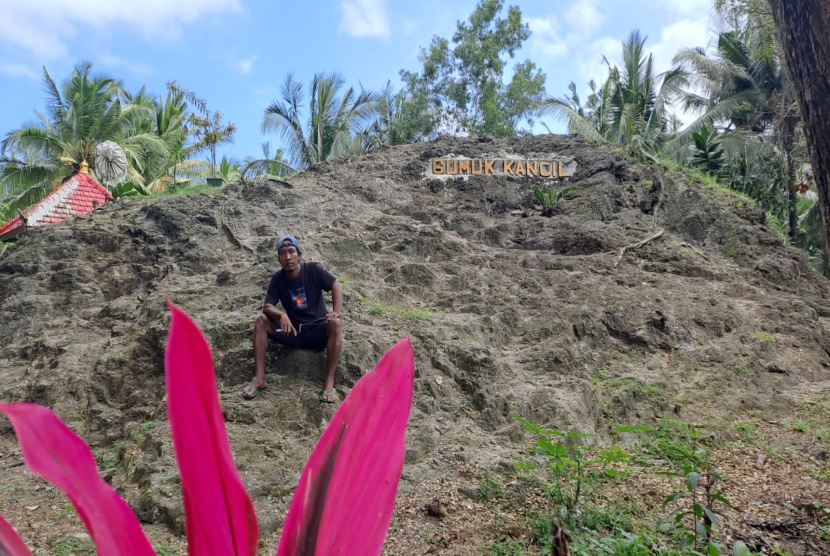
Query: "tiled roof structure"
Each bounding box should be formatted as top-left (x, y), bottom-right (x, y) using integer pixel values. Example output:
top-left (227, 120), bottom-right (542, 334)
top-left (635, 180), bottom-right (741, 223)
top-left (0, 172), bottom-right (111, 241)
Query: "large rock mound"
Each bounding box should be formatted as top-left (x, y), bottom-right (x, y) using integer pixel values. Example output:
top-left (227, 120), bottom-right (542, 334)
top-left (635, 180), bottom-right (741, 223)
top-left (1, 134), bottom-right (829, 540)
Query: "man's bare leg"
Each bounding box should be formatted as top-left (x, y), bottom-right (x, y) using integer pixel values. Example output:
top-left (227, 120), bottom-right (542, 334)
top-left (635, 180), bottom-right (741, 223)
top-left (322, 317), bottom-right (342, 402)
top-left (244, 314), bottom-right (274, 397)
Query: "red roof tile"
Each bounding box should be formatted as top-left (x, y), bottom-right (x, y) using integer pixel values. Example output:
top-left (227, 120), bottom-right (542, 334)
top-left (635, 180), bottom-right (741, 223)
top-left (0, 173), bottom-right (111, 241)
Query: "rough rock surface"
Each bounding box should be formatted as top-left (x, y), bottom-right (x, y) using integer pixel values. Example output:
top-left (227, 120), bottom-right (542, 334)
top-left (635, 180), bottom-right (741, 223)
top-left (1, 134), bottom-right (829, 547)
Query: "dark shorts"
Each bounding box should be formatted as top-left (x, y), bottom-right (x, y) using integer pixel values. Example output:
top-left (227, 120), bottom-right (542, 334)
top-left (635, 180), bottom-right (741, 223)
top-left (268, 317), bottom-right (328, 351)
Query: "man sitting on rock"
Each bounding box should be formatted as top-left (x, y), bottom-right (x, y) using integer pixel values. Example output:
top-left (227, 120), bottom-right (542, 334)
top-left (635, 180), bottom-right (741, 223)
top-left (242, 235), bottom-right (343, 403)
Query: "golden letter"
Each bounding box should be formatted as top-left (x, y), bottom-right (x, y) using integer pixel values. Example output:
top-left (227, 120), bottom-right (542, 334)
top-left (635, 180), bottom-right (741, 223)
top-left (484, 159), bottom-right (496, 175)
top-left (433, 159), bottom-right (444, 175)
top-left (472, 159), bottom-right (483, 175)
top-left (539, 161), bottom-right (552, 177)
top-left (446, 160), bottom-right (458, 175)
top-left (515, 160), bottom-right (526, 176)
top-left (526, 161), bottom-right (538, 177)
top-left (504, 160), bottom-right (515, 174)
top-left (458, 159), bottom-right (471, 174)
top-left (558, 161), bottom-right (572, 178)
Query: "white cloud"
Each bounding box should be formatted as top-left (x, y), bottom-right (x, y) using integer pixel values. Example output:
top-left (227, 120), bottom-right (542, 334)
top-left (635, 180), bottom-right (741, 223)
top-left (98, 53), bottom-right (152, 76)
top-left (0, 62), bottom-right (40, 80)
top-left (528, 0), bottom-right (605, 60)
top-left (528, 16), bottom-right (568, 58)
top-left (0, 0), bottom-right (241, 59)
top-left (660, 0), bottom-right (711, 16)
top-left (564, 1), bottom-right (603, 36)
top-left (234, 57), bottom-right (256, 74)
top-left (340, 0), bottom-right (390, 39)
top-left (649, 17), bottom-right (709, 73)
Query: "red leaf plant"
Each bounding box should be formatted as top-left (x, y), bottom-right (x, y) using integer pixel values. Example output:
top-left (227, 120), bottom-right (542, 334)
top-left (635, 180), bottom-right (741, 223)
top-left (0, 302), bottom-right (414, 555)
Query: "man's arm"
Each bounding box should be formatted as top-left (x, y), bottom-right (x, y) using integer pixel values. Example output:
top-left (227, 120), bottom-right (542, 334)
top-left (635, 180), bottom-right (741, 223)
top-left (326, 280), bottom-right (342, 322)
top-left (262, 303), bottom-right (281, 321)
top-left (263, 275), bottom-right (296, 335)
top-left (263, 303), bottom-right (296, 335)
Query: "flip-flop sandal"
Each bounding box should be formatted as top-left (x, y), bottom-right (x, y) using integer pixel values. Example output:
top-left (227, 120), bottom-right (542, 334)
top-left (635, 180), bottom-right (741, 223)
top-left (242, 384), bottom-right (264, 400)
top-left (318, 388), bottom-right (337, 404)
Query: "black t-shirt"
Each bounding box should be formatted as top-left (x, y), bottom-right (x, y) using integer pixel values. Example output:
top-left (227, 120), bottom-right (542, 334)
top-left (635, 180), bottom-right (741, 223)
top-left (264, 262), bottom-right (336, 326)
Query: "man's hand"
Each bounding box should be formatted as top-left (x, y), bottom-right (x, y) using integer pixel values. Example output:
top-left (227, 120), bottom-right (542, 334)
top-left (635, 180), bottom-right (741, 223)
top-left (278, 313), bottom-right (297, 336)
top-left (326, 310), bottom-right (340, 323)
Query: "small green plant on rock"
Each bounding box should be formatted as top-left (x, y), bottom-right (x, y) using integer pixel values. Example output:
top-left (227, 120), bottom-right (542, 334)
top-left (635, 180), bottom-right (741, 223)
top-left (477, 470), bottom-right (505, 502)
top-left (734, 422), bottom-right (759, 443)
top-left (755, 331), bottom-right (776, 343)
top-left (534, 186), bottom-right (571, 211)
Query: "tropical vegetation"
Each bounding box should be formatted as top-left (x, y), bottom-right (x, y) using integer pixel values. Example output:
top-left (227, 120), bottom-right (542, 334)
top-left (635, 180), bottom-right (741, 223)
top-left (261, 72), bottom-right (377, 169)
top-left (539, 30), bottom-right (685, 153)
top-left (0, 62), bottom-right (165, 215)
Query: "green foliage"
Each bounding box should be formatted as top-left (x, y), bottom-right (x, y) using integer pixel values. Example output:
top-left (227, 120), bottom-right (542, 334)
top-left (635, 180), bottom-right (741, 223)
top-left (733, 422), bottom-right (759, 443)
top-left (540, 30), bottom-right (686, 153)
top-left (513, 415), bottom-right (632, 517)
top-left (126, 85), bottom-right (204, 193)
top-left (168, 81), bottom-right (237, 180)
top-left (487, 537), bottom-right (531, 556)
top-left (669, 3), bottom-right (806, 246)
top-left (755, 332), bottom-right (775, 343)
top-left (161, 183), bottom-right (222, 198)
top-left (242, 142), bottom-right (295, 179)
top-left (108, 180), bottom-right (149, 201)
top-left (570, 531), bottom-right (652, 556)
top-left (133, 420), bottom-right (160, 439)
top-left (534, 186), bottom-right (570, 211)
top-left (367, 302), bottom-right (432, 321)
top-left (187, 111), bottom-right (236, 178)
top-left (400, 0), bottom-right (545, 137)
top-left (154, 545), bottom-right (181, 556)
top-left (477, 470), bottom-right (505, 501)
top-left (362, 81), bottom-right (436, 147)
top-left (795, 187), bottom-right (830, 275)
top-left (661, 446), bottom-right (730, 553)
top-left (217, 156), bottom-right (242, 183)
top-left (690, 127), bottom-right (726, 175)
top-left (719, 141), bottom-right (790, 229)
top-left (0, 62), bottom-right (167, 218)
top-left (50, 537), bottom-right (96, 555)
top-left (262, 72), bottom-right (376, 169)
top-left (643, 419), bottom-right (710, 466)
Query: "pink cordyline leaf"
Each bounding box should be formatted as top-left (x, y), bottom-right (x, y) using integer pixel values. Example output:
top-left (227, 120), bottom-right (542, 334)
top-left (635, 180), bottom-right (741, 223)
top-left (277, 337), bottom-right (415, 556)
top-left (165, 301), bottom-right (258, 555)
top-left (0, 514), bottom-right (33, 556)
top-left (0, 403), bottom-right (155, 555)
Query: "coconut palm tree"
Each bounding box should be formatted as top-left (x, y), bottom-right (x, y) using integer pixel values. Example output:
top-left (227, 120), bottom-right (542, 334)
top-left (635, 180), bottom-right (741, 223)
top-left (668, 5), bottom-right (801, 239)
top-left (0, 62), bottom-right (166, 216)
top-left (540, 30), bottom-right (686, 154)
top-left (217, 156), bottom-right (243, 183)
top-left (361, 81), bottom-right (436, 148)
top-left (261, 72), bottom-right (377, 168)
top-left (242, 142), bottom-right (295, 179)
top-left (126, 89), bottom-right (206, 193)
top-left (666, 29), bottom-right (793, 154)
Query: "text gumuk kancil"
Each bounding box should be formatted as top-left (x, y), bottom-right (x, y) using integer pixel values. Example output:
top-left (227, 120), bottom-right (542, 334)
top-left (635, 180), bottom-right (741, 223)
top-left (431, 159), bottom-right (573, 178)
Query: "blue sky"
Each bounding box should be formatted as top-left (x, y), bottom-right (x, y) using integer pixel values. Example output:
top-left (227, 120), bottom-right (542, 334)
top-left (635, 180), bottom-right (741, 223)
top-left (0, 0), bottom-right (713, 162)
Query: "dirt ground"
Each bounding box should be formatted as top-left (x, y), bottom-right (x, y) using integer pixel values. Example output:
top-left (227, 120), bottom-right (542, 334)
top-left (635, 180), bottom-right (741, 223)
top-left (0, 134), bottom-right (829, 554)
